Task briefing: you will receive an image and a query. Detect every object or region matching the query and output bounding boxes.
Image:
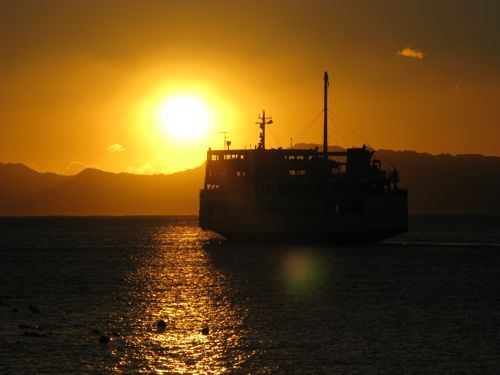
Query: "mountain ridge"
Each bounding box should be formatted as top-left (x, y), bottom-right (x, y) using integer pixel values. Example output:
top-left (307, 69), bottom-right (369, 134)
top-left (1, 147), bottom-right (500, 215)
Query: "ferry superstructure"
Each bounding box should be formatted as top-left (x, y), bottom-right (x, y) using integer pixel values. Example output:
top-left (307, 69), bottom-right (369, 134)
top-left (199, 72), bottom-right (408, 242)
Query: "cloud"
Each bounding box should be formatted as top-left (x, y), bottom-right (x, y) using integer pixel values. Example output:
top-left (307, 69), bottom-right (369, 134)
top-left (126, 156), bottom-right (170, 175)
top-left (62, 160), bottom-right (93, 175)
top-left (397, 47), bottom-right (425, 59)
top-left (126, 163), bottom-right (156, 175)
top-left (107, 143), bottom-right (125, 152)
top-left (26, 162), bottom-right (50, 173)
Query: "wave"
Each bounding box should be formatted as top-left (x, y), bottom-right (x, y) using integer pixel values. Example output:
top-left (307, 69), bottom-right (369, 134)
top-left (384, 240), bottom-right (500, 248)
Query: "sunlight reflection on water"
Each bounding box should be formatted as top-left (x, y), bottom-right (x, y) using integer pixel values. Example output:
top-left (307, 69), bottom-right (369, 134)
top-left (1, 216), bottom-right (499, 373)
top-left (113, 224), bottom-right (252, 374)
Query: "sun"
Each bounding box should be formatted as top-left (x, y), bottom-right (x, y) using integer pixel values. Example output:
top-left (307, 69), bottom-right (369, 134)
top-left (159, 95), bottom-right (212, 140)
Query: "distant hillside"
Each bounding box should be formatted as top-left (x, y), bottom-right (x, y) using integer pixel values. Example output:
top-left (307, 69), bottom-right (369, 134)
top-left (0, 163), bottom-right (204, 215)
top-left (1, 147), bottom-right (500, 215)
top-left (295, 144), bottom-right (500, 215)
top-left (375, 150), bottom-right (500, 215)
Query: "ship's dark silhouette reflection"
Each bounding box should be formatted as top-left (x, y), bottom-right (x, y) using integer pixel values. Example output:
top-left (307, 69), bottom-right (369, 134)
top-left (202, 240), bottom-right (344, 371)
top-left (203, 239), bottom-right (339, 303)
top-left (201, 236), bottom-right (500, 372)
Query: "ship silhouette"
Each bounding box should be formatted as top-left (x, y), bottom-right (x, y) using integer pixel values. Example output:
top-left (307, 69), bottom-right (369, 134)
top-left (199, 72), bottom-right (408, 243)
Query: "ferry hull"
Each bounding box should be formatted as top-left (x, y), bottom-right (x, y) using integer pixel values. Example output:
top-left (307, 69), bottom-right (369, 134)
top-left (200, 212), bottom-right (408, 244)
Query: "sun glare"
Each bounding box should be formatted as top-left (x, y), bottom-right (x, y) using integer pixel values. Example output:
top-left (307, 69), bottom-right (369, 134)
top-left (159, 95), bottom-right (212, 140)
top-left (134, 83), bottom-right (236, 173)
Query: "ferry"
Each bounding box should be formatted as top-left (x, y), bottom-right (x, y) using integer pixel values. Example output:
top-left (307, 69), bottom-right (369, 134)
top-left (199, 72), bottom-right (408, 243)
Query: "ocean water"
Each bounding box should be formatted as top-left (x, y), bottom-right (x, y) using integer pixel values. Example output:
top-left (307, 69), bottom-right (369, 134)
top-left (0, 216), bottom-right (499, 374)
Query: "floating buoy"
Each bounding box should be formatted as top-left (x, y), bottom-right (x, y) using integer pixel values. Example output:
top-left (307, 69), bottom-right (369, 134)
top-left (157, 320), bottom-right (167, 329)
top-left (18, 324), bottom-right (41, 330)
top-left (99, 335), bottom-right (110, 344)
top-left (201, 327), bottom-right (209, 336)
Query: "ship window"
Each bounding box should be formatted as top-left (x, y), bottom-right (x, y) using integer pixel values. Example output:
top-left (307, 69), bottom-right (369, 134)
top-left (211, 155), bottom-right (219, 161)
top-left (289, 169), bottom-right (306, 176)
top-left (236, 171), bottom-right (247, 177)
top-left (297, 169), bottom-right (306, 176)
top-left (289, 170), bottom-right (296, 176)
top-left (222, 154), bottom-right (242, 160)
top-left (207, 184), bottom-right (220, 190)
top-left (214, 169), bottom-right (227, 177)
top-left (297, 155), bottom-right (304, 160)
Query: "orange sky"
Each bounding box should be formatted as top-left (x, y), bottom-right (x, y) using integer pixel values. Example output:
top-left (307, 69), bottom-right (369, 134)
top-left (1, 0), bottom-right (499, 174)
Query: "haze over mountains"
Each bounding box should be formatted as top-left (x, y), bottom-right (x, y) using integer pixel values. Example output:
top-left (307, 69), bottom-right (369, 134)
top-left (0, 163), bottom-right (203, 215)
top-left (1, 146), bottom-right (499, 215)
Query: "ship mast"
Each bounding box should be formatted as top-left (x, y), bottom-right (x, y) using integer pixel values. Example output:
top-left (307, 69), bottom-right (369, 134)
top-left (323, 71), bottom-right (329, 159)
top-left (256, 110), bottom-right (273, 149)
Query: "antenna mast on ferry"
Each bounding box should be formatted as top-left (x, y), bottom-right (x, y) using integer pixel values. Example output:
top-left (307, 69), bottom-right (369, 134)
top-left (256, 110), bottom-right (273, 149)
top-left (323, 71), bottom-right (329, 159)
top-left (219, 131), bottom-right (230, 149)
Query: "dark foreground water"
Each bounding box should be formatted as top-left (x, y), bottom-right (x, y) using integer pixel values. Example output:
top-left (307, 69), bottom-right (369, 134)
top-left (0, 216), bottom-right (499, 373)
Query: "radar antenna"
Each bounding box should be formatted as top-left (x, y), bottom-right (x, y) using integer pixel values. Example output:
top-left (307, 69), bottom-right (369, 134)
top-left (219, 131), bottom-right (231, 150)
